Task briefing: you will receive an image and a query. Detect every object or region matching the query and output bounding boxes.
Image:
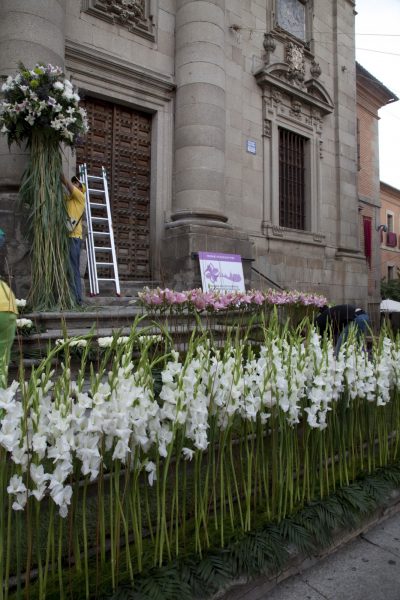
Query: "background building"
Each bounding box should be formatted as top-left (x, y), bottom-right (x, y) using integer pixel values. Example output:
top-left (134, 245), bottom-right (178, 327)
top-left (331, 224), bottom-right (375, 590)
top-left (0, 0), bottom-right (377, 306)
top-left (380, 182), bottom-right (400, 282)
top-left (356, 62), bottom-right (398, 323)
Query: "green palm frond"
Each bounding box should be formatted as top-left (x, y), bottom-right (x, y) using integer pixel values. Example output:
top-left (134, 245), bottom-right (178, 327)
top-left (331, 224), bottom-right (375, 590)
top-left (139, 571), bottom-right (193, 600)
top-left (279, 519), bottom-right (316, 556)
top-left (108, 587), bottom-right (136, 600)
top-left (381, 465), bottom-right (400, 486)
top-left (194, 552), bottom-right (234, 593)
top-left (363, 476), bottom-right (393, 503)
top-left (336, 485), bottom-right (375, 515)
top-left (297, 508), bottom-right (334, 549)
top-left (230, 528), bottom-right (288, 575)
top-left (179, 561), bottom-right (210, 599)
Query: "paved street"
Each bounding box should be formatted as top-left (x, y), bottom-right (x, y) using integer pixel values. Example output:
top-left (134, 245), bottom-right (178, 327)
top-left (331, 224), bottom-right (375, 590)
top-left (223, 511), bottom-right (400, 600)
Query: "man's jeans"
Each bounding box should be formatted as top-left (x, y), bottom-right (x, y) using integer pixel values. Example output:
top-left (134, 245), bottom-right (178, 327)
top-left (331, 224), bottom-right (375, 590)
top-left (69, 237), bottom-right (82, 305)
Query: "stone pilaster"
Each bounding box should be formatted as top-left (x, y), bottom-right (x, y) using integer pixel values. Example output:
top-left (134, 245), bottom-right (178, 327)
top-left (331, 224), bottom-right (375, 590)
top-left (0, 0), bottom-right (66, 293)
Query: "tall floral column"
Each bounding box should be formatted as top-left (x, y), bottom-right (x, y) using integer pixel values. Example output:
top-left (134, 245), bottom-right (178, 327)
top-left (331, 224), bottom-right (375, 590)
top-left (0, 64), bottom-right (88, 309)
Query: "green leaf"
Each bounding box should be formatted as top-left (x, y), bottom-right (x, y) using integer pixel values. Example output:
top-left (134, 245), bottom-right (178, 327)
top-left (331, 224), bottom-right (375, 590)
top-left (279, 519), bottom-right (316, 556)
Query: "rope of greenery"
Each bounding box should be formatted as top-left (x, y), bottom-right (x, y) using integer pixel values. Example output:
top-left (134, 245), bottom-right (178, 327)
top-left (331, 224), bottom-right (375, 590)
top-left (19, 129), bottom-right (74, 309)
top-left (98, 464), bottom-right (400, 600)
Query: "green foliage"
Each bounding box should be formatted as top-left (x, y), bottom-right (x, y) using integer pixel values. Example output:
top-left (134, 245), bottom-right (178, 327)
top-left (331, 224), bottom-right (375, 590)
top-left (19, 130), bottom-right (75, 309)
top-left (104, 463), bottom-right (400, 600)
top-left (279, 518), bottom-right (316, 556)
top-left (381, 275), bottom-right (400, 302)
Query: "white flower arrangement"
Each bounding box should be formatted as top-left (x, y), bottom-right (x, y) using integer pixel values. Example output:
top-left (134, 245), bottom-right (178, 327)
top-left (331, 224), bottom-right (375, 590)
top-left (98, 336), bottom-right (130, 348)
top-left (1, 320), bottom-right (400, 599)
top-left (15, 318), bottom-right (33, 330)
top-left (55, 338), bottom-right (88, 348)
top-left (0, 63), bottom-right (88, 147)
top-left (1, 328), bottom-right (398, 521)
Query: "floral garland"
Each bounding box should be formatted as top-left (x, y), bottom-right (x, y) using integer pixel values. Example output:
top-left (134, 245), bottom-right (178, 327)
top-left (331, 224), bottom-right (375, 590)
top-left (138, 286), bottom-right (328, 313)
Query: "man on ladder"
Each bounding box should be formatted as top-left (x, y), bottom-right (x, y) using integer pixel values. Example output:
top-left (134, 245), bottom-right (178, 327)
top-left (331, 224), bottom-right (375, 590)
top-left (61, 173), bottom-right (85, 306)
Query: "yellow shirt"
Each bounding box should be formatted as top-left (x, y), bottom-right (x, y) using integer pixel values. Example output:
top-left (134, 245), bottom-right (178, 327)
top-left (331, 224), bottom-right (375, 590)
top-left (66, 186), bottom-right (85, 239)
top-left (0, 281), bottom-right (18, 314)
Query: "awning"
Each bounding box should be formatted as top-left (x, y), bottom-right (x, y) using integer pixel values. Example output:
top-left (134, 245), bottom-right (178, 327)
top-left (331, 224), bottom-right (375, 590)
top-left (380, 299), bottom-right (400, 313)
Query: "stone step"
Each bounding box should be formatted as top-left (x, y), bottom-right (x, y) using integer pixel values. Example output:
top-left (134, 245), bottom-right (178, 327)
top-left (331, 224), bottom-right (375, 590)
top-left (24, 304), bottom-right (144, 330)
top-left (83, 280), bottom-right (160, 299)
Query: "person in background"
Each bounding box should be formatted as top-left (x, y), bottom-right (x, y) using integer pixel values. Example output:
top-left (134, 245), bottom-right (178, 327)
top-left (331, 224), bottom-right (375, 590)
top-left (315, 304), bottom-right (371, 356)
top-left (61, 173), bottom-right (86, 305)
top-left (0, 231), bottom-right (18, 387)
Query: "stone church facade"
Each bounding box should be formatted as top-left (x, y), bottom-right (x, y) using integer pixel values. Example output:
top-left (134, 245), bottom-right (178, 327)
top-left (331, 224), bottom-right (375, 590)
top-left (0, 0), bottom-right (369, 306)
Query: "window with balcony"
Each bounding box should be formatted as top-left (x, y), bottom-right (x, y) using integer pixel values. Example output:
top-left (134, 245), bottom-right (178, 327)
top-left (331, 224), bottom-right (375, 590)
top-left (387, 213), bottom-right (394, 233)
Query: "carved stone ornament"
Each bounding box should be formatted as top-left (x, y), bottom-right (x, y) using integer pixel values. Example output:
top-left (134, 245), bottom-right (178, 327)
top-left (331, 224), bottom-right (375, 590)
top-left (82, 0), bottom-right (154, 40)
top-left (313, 232), bottom-right (324, 243)
top-left (100, 0), bottom-right (144, 23)
top-left (271, 89), bottom-right (282, 104)
top-left (263, 33), bottom-right (276, 54)
top-left (271, 225), bottom-right (285, 237)
top-left (263, 118), bottom-right (272, 137)
top-left (311, 108), bottom-right (322, 127)
top-left (291, 100), bottom-right (302, 115)
top-left (310, 60), bottom-right (322, 79)
top-left (285, 42), bottom-right (305, 85)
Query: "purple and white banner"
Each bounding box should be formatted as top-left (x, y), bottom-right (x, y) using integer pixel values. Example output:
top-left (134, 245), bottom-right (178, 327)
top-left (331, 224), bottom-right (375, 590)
top-left (198, 252), bottom-right (245, 293)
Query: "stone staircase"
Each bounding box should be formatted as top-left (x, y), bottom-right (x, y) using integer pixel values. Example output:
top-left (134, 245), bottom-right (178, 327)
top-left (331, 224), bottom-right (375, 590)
top-left (11, 294), bottom-right (151, 375)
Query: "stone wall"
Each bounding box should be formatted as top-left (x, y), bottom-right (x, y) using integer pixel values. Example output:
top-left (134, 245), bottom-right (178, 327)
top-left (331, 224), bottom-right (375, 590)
top-left (0, 0), bottom-right (370, 304)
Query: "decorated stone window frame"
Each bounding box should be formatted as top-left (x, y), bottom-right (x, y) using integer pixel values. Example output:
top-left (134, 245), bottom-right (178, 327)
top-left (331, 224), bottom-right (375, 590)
top-left (81, 0), bottom-right (156, 42)
top-left (254, 58), bottom-right (334, 244)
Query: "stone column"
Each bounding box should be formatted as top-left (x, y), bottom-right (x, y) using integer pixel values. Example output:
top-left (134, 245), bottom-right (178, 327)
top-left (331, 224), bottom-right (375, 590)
top-left (0, 0), bottom-right (66, 294)
top-left (161, 0), bottom-right (254, 289)
top-left (172, 0), bottom-right (227, 225)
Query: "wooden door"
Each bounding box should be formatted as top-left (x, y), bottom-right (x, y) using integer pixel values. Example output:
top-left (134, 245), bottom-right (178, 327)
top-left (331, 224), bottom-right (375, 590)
top-left (76, 98), bottom-right (152, 280)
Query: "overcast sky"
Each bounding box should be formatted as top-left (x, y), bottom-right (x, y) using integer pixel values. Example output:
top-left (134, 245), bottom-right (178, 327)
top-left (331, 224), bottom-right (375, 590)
top-left (355, 0), bottom-right (400, 190)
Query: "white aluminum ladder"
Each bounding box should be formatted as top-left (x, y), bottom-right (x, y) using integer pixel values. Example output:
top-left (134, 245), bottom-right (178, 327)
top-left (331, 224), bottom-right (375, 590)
top-left (79, 164), bottom-right (121, 297)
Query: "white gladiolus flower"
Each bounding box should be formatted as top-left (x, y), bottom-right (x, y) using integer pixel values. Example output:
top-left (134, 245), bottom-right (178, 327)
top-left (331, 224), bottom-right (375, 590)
top-left (15, 298), bottom-right (26, 307)
top-left (7, 474), bottom-right (27, 495)
top-left (0, 380), bottom-right (19, 410)
top-left (145, 461), bottom-right (157, 486)
top-left (98, 337), bottom-right (113, 348)
top-left (182, 447), bottom-right (194, 461)
top-left (30, 463), bottom-right (49, 486)
top-left (50, 482), bottom-right (73, 518)
top-left (12, 493), bottom-right (28, 511)
top-left (16, 318), bottom-right (33, 329)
